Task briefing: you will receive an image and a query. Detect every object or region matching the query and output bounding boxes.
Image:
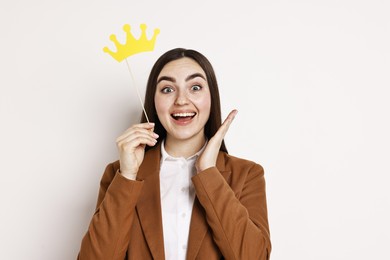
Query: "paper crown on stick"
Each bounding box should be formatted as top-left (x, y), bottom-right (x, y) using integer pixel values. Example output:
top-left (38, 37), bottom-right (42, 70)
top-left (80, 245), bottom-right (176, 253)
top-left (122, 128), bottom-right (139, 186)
top-left (103, 24), bottom-right (160, 62)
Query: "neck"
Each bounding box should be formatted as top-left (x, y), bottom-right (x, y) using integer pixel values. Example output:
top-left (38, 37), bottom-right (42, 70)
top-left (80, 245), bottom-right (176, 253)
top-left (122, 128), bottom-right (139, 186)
top-left (164, 134), bottom-right (206, 158)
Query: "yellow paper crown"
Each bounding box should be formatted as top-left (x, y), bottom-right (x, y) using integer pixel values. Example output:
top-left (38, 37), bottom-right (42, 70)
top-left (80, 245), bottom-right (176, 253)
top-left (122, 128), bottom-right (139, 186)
top-left (103, 24), bottom-right (160, 62)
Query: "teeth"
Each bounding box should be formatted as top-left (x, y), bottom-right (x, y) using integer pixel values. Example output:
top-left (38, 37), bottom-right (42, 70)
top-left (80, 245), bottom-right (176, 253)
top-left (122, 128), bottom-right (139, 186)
top-left (172, 112), bottom-right (196, 117)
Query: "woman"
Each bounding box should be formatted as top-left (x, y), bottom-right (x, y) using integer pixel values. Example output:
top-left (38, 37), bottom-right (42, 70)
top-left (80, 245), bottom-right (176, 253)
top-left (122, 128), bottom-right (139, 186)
top-left (78, 48), bottom-right (271, 259)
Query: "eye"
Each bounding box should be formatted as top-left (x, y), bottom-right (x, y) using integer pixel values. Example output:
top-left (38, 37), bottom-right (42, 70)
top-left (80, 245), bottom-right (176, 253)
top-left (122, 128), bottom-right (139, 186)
top-left (161, 86), bottom-right (174, 93)
top-left (191, 85), bottom-right (202, 91)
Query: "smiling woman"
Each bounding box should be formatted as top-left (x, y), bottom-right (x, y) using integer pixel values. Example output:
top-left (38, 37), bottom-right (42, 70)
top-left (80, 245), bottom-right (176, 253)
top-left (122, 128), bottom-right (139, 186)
top-left (154, 57), bottom-right (211, 155)
top-left (143, 49), bottom-right (227, 155)
top-left (78, 48), bottom-right (271, 260)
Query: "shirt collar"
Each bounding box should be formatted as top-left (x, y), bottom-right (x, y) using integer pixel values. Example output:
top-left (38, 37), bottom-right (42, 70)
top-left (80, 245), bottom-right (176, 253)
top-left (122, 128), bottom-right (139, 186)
top-left (160, 139), bottom-right (208, 162)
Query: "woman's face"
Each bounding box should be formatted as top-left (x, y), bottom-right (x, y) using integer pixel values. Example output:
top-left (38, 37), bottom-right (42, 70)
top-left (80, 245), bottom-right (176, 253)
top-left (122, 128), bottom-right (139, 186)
top-left (155, 57), bottom-right (211, 143)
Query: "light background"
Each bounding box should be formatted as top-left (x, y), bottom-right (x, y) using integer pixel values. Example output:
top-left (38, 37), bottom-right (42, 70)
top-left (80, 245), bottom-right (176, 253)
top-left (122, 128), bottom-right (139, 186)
top-left (1, 0), bottom-right (389, 259)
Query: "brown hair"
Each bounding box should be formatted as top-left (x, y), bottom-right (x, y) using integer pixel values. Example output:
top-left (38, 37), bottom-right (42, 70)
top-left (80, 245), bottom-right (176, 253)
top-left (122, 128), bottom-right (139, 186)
top-left (141, 48), bottom-right (227, 153)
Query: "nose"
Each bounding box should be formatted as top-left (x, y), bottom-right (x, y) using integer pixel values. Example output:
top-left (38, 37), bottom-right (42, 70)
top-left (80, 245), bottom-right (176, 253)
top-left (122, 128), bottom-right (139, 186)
top-left (174, 90), bottom-right (189, 105)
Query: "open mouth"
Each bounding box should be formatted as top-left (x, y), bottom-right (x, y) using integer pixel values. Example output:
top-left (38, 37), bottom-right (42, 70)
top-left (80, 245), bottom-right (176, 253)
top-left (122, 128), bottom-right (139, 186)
top-left (171, 112), bottom-right (196, 122)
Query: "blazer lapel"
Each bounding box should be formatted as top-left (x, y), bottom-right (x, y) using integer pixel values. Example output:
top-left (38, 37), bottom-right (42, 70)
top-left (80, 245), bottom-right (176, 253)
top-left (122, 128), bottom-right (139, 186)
top-left (136, 144), bottom-right (165, 260)
top-left (186, 151), bottom-right (231, 260)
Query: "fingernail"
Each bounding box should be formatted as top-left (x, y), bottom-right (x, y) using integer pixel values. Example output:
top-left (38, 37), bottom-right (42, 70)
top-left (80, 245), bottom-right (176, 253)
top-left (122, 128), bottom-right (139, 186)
top-left (153, 133), bottom-right (159, 138)
top-left (233, 110), bottom-right (238, 118)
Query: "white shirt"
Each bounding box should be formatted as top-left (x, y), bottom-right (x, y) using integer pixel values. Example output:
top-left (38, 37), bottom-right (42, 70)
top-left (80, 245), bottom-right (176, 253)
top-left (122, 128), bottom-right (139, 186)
top-left (159, 140), bottom-right (206, 260)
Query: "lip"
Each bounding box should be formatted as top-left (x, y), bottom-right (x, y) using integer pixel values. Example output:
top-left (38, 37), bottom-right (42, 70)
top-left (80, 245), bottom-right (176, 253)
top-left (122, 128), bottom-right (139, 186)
top-left (170, 110), bottom-right (197, 126)
top-left (170, 110), bottom-right (196, 114)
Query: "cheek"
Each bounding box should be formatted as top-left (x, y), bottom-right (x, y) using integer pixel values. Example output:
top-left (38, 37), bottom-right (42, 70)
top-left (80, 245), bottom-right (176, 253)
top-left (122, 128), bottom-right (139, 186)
top-left (154, 94), bottom-right (166, 118)
top-left (154, 96), bottom-right (164, 121)
top-left (194, 93), bottom-right (211, 116)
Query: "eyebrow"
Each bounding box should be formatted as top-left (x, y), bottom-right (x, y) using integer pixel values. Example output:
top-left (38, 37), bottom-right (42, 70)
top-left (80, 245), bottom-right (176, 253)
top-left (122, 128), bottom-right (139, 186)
top-left (157, 76), bottom-right (175, 84)
top-left (185, 73), bottom-right (206, 82)
top-left (157, 73), bottom-right (206, 84)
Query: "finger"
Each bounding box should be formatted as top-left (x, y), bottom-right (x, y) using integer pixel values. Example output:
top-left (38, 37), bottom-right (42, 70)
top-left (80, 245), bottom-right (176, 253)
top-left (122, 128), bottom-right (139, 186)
top-left (120, 122), bottom-right (155, 138)
top-left (215, 109), bottom-right (238, 139)
top-left (117, 130), bottom-right (156, 145)
top-left (117, 131), bottom-right (158, 148)
top-left (116, 123), bottom-right (158, 143)
top-left (223, 109), bottom-right (238, 125)
top-left (120, 135), bottom-right (158, 151)
top-left (117, 129), bottom-right (158, 144)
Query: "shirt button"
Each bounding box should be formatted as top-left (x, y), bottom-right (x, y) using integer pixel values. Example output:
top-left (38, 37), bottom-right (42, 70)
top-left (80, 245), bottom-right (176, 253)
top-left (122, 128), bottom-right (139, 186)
top-left (182, 244), bottom-right (187, 250)
top-left (181, 187), bottom-right (186, 192)
top-left (181, 213), bottom-right (186, 218)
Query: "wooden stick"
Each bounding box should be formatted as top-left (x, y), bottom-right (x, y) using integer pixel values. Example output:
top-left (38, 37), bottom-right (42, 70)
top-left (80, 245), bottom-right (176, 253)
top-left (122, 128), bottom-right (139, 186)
top-left (125, 58), bottom-right (150, 123)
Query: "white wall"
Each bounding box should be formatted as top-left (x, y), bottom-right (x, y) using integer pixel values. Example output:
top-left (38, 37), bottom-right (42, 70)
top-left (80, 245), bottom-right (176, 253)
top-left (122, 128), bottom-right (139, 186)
top-left (1, 0), bottom-right (389, 259)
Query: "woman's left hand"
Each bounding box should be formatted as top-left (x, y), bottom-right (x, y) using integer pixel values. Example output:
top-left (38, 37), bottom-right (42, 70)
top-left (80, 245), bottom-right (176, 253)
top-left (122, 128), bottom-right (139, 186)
top-left (196, 109), bottom-right (238, 172)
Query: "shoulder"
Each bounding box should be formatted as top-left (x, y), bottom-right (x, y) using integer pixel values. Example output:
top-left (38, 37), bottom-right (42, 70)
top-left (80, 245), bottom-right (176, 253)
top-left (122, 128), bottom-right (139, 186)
top-left (221, 152), bottom-right (265, 177)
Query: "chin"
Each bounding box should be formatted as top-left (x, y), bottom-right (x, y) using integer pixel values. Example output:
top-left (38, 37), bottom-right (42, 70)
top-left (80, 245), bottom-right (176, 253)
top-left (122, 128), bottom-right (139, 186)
top-left (165, 125), bottom-right (206, 142)
top-left (170, 130), bottom-right (202, 141)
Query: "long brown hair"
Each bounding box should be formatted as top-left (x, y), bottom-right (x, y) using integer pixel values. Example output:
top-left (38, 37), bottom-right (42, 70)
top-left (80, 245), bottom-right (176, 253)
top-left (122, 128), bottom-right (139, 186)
top-left (141, 48), bottom-right (228, 153)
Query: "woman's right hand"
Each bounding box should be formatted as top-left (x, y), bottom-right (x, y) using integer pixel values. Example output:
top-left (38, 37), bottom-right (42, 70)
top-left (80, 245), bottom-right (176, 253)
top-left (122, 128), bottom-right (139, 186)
top-left (116, 122), bottom-right (159, 179)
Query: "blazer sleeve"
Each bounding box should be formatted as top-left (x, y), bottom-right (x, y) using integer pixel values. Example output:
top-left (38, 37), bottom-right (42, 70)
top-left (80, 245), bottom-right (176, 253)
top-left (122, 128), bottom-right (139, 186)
top-left (191, 162), bottom-right (271, 260)
top-left (78, 163), bottom-right (144, 260)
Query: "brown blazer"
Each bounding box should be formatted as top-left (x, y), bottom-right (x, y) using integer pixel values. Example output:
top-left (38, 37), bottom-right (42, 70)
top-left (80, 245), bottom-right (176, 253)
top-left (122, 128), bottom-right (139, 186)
top-left (78, 143), bottom-right (271, 259)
